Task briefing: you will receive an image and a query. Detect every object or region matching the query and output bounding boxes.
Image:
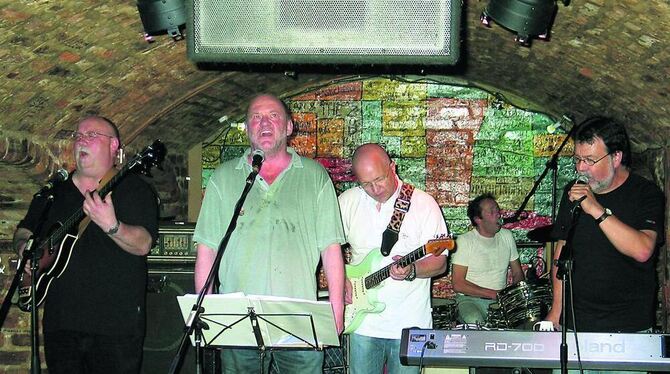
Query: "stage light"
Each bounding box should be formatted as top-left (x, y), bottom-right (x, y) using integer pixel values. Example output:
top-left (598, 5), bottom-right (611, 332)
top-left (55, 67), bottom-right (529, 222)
top-left (480, 0), bottom-right (570, 46)
top-left (137, 0), bottom-right (186, 42)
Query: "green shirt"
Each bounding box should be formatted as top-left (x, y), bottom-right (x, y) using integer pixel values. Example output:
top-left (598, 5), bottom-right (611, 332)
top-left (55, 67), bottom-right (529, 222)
top-left (193, 148), bottom-right (345, 300)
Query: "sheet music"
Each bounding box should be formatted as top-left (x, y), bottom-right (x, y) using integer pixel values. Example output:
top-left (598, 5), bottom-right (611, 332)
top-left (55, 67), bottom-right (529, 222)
top-left (177, 293), bottom-right (340, 349)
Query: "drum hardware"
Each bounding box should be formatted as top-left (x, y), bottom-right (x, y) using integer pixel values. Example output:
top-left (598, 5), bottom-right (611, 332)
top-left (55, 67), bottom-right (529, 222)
top-left (486, 280), bottom-right (552, 329)
top-left (432, 299), bottom-right (457, 330)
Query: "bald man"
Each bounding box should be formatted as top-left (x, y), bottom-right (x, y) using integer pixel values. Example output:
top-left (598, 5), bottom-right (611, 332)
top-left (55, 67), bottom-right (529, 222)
top-left (14, 116), bottom-right (159, 373)
top-left (339, 143), bottom-right (449, 374)
top-left (193, 94), bottom-right (345, 373)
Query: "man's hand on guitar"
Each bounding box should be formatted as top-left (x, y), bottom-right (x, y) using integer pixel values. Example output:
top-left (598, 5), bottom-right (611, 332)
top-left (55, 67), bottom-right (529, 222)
top-left (83, 190), bottom-right (118, 234)
top-left (344, 278), bottom-right (353, 305)
top-left (389, 255), bottom-right (413, 280)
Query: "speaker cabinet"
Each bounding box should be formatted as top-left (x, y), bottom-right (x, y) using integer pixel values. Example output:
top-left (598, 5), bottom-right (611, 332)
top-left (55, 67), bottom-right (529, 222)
top-left (187, 0), bottom-right (461, 65)
top-left (143, 270), bottom-right (217, 374)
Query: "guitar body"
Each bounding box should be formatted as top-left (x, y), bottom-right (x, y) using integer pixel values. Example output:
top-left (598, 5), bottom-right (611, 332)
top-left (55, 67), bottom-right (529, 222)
top-left (344, 250), bottom-right (386, 334)
top-left (343, 237), bottom-right (454, 334)
top-left (18, 223), bottom-right (79, 311)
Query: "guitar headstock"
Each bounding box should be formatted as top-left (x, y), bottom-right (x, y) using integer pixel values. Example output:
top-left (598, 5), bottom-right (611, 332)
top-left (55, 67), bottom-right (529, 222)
top-left (425, 233), bottom-right (456, 256)
top-left (127, 139), bottom-right (167, 177)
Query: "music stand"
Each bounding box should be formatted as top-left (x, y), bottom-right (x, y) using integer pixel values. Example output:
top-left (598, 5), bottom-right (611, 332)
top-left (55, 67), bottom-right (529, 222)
top-left (177, 293), bottom-right (340, 371)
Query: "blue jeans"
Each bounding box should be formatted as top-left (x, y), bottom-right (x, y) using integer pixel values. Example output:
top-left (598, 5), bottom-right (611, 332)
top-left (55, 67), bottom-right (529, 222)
top-left (455, 294), bottom-right (495, 325)
top-left (349, 333), bottom-right (420, 374)
top-left (221, 348), bottom-right (323, 374)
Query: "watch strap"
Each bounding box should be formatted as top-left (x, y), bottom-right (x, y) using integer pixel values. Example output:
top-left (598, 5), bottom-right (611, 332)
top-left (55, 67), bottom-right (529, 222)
top-left (595, 209), bottom-right (611, 224)
top-left (106, 220), bottom-right (120, 235)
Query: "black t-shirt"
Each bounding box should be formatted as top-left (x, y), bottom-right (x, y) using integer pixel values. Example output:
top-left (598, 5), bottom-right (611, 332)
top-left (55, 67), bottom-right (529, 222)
top-left (18, 172), bottom-right (159, 336)
top-left (552, 173), bottom-right (665, 332)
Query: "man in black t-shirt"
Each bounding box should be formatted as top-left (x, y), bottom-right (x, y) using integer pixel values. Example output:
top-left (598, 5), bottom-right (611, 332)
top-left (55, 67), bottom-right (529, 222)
top-left (13, 116), bottom-right (158, 374)
top-left (546, 117), bottom-right (664, 335)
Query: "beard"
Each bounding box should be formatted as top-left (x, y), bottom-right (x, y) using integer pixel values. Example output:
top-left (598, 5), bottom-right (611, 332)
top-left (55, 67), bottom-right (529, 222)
top-left (589, 160), bottom-right (616, 193)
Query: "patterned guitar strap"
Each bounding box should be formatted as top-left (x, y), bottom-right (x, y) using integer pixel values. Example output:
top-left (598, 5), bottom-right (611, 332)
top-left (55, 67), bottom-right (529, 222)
top-left (380, 183), bottom-right (415, 256)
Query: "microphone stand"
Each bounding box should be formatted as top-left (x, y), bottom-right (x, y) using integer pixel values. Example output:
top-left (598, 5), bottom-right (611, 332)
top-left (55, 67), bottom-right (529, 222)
top-left (555, 202), bottom-right (582, 374)
top-left (502, 118), bottom-right (580, 374)
top-left (0, 189), bottom-right (58, 374)
top-left (506, 119), bottom-right (578, 226)
top-left (168, 167), bottom-right (261, 374)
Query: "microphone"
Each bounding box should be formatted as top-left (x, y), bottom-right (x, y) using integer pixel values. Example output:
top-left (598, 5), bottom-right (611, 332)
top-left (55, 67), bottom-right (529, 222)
top-left (36, 168), bottom-right (69, 196)
top-left (251, 149), bottom-right (264, 173)
top-left (501, 216), bottom-right (518, 224)
top-left (546, 114), bottom-right (573, 134)
top-left (572, 174), bottom-right (589, 210)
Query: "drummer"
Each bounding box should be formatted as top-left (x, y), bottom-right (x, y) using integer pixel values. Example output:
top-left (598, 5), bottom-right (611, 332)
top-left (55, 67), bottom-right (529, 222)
top-left (451, 193), bottom-right (525, 324)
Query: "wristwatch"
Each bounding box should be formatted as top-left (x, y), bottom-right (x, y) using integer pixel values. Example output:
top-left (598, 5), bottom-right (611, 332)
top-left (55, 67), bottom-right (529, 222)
top-left (106, 220), bottom-right (120, 235)
top-left (404, 263), bottom-right (417, 281)
top-left (595, 208), bottom-right (612, 224)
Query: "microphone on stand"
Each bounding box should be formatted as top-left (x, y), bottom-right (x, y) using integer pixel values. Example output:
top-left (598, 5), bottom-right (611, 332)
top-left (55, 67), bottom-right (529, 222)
top-left (251, 149), bottom-right (265, 173)
top-left (501, 215), bottom-right (518, 224)
top-left (35, 169), bottom-right (69, 196)
top-left (546, 114), bottom-right (573, 134)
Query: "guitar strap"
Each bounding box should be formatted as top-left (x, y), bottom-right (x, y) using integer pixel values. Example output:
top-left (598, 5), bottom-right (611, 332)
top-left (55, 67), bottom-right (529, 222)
top-left (380, 183), bottom-right (414, 256)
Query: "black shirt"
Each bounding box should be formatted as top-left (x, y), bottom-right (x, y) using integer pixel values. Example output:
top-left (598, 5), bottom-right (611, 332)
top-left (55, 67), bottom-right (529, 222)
top-left (552, 173), bottom-right (664, 332)
top-left (19, 172), bottom-right (159, 336)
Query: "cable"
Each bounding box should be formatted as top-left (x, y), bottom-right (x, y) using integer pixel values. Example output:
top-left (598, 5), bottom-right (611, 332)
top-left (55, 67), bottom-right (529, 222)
top-left (418, 340), bottom-right (436, 369)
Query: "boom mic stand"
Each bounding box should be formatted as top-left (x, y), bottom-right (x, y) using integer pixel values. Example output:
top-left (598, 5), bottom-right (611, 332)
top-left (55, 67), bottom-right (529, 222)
top-left (505, 116), bottom-right (577, 227)
top-left (168, 165), bottom-right (261, 374)
top-left (0, 189), bottom-right (58, 374)
top-left (503, 117), bottom-right (580, 374)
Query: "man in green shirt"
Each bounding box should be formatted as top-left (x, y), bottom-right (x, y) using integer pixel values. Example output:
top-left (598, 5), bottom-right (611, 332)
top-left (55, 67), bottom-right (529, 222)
top-left (193, 94), bottom-right (345, 373)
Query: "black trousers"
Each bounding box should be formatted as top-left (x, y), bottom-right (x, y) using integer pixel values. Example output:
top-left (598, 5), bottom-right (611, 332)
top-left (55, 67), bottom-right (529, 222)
top-left (44, 330), bottom-right (144, 374)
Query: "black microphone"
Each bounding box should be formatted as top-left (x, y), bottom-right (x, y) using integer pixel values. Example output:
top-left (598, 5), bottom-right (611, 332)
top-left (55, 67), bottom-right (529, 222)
top-left (251, 149), bottom-right (264, 173)
top-left (36, 168), bottom-right (69, 196)
top-left (572, 174), bottom-right (589, 210)
top-left (502, 216), bottom-right (519, 224)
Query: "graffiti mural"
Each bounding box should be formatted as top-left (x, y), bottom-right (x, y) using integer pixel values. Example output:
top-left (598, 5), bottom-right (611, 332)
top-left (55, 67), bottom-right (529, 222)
top-left (202, 78), bottom-right (577, 299)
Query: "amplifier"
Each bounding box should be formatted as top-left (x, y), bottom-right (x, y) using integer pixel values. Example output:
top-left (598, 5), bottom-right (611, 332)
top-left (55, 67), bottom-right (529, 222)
top-left (150, 221), bottom-right (196, 259)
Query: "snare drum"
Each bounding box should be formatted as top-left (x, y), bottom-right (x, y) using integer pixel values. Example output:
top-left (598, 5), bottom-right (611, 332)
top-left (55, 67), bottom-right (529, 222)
top-left (432, 298), bottom-right (457, 329)
top-left (497, 280), bottom-right (552, 329)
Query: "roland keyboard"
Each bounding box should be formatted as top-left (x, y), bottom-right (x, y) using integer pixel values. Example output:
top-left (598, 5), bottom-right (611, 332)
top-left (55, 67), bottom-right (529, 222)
top-left (400, 328), bottom-right (670, 371)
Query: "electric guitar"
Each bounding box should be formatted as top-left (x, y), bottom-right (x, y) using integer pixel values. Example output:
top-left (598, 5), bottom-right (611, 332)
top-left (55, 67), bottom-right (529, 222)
top-left (343, 236), bottom-right (455, 334)
top-left (17, 140), bottom-right (166, 312)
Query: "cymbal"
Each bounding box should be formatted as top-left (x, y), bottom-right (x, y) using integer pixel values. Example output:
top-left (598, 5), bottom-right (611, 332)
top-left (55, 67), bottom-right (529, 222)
top-left (527, 225), bottom-right (556, 242)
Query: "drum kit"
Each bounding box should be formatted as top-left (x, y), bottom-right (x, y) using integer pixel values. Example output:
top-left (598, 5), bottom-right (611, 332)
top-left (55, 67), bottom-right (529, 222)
top-left (432, 224), bottom-right (556, 331)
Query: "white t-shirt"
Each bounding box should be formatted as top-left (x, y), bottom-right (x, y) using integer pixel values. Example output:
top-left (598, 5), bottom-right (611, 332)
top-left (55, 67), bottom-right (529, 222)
top-left (452, 228), bottom-right (519, 291)
top-left (338, 179), bottom-right (449, 339)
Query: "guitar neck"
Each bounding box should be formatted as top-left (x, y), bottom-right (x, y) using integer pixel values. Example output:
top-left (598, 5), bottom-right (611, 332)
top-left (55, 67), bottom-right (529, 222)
top-left (364, 246), bottom-right (426, 289)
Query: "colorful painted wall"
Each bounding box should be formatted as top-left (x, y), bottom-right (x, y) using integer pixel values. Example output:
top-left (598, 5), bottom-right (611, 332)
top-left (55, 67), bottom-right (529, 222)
top-left (201, 78), bottom-right (578, 298)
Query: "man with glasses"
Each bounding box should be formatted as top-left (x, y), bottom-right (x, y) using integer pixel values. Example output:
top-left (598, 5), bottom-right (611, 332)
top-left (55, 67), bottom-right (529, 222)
top-left (339, 143), bottom-right (449, 374)
top-left (13, 116), bottom-right (159, 373)
top-left (545, 117), bottom-right (664, 363)
top-left (451, 193), bottom-right (525, 325)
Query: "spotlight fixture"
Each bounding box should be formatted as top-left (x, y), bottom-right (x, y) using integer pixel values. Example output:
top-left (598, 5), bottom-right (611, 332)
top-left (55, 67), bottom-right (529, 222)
top-left (137, 0), bottom-right (186, 42)
top-left (481, 0), bottom-right (570, 46)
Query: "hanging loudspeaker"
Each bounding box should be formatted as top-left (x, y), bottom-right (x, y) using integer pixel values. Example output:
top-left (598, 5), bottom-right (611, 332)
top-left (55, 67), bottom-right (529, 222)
top-left (186, 0), bottom-right (461, 65)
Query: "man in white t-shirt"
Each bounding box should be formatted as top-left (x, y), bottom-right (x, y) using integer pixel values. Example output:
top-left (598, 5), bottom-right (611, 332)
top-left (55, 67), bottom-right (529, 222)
top-left (451, 193), bottom-right (524, 324)
top-left (339, 143), bottom-right (449, 374)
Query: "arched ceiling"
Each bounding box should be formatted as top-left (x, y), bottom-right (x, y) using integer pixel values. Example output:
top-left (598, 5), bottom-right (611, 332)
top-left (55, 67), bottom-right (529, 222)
top-left (1, 0), bottom-right (669, 177)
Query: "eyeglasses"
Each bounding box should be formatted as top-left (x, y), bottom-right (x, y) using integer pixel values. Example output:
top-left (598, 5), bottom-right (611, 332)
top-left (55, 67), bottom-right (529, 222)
top-left (572, 152), bottom-right (612, 166)
top-left (357, 164), bottom-right (392, 190)
top-left (69, 131), bottom-right (115, 142)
